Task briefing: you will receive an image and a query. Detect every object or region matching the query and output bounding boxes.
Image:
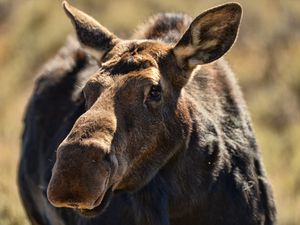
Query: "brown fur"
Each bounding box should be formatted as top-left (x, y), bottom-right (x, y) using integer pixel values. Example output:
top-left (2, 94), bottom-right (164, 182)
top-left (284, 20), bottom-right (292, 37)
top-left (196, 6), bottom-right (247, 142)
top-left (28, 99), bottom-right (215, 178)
top-left (19, 2), bottom-right (276, 225)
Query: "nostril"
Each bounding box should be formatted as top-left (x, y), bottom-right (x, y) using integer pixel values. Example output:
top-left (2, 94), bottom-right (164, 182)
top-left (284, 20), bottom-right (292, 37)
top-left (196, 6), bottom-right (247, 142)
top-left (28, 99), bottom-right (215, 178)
top-left (103, 154), bottom-right (111, 164)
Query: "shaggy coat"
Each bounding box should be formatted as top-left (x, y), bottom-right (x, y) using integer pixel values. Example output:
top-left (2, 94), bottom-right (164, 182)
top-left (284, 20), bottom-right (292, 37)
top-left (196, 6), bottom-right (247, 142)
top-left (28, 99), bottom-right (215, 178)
top-left (18, 2), bottom-right (276, 225)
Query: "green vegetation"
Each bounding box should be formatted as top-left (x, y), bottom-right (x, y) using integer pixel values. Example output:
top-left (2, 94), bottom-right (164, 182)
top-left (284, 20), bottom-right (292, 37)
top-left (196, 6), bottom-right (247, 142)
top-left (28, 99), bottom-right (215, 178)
top-left (0, 0), bottom-right (299, 224)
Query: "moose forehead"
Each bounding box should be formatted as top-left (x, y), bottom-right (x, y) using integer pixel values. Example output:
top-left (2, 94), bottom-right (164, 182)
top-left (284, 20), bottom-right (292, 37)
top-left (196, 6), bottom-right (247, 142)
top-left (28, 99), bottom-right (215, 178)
top-left (82, 40), bottom-right (171, 106)
top-left (99, 40), bottom-right (171, 77)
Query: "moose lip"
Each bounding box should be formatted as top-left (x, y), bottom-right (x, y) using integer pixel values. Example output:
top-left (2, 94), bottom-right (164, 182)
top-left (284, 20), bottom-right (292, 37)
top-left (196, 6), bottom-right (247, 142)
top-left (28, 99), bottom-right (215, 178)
top-left (75, 187), bottom-right (113, 217)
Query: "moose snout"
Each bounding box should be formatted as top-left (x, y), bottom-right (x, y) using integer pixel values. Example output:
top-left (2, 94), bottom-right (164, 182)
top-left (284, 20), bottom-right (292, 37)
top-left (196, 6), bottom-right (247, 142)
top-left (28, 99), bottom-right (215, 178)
top-left (47, 141), bottom-right (111, 210)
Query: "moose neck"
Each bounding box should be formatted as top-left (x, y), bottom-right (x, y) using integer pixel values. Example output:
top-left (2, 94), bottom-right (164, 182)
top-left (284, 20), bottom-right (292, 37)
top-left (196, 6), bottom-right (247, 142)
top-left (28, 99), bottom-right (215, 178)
top-left (154, 60), bottom-right (258, 219)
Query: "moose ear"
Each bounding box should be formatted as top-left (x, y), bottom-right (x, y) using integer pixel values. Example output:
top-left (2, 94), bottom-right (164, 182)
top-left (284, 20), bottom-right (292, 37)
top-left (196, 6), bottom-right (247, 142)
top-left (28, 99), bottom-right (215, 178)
top-left (173, 3), bottom-right (242, 69)
top-left (62, 1), bottom-right (120, 60)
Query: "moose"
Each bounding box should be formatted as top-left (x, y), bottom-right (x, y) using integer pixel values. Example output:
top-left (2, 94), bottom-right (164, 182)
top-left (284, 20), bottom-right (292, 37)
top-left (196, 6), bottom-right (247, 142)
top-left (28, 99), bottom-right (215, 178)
top-left (18, 1), bottom-right (276, 225)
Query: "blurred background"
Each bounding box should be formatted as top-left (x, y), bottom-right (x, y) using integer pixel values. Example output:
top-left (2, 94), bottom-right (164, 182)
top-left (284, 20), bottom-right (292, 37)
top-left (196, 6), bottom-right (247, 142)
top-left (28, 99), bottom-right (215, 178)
top-left (0, 0), bottom-right (299, 224)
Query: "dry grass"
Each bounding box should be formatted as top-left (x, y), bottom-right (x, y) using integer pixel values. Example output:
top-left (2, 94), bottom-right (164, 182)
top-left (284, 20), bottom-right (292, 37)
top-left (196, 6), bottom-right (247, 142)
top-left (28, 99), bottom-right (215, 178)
top-left (0, 0), bottom-right (299, 224)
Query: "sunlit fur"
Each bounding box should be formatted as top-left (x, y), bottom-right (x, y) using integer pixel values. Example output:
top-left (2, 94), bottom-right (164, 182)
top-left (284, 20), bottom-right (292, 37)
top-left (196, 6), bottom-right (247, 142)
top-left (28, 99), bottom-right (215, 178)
top-left (18, 2), bottom-right (276, 225)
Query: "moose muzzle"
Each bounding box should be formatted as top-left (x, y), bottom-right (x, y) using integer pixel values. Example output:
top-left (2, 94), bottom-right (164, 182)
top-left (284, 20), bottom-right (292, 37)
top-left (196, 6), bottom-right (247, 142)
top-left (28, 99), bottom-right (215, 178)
top-left (47, 141), bottom-right (111, 210)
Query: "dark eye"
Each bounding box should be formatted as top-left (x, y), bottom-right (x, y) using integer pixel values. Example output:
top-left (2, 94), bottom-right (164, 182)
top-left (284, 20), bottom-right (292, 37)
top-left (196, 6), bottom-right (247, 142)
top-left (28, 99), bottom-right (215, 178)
top-left (148, 85), bottom-right (162, 101)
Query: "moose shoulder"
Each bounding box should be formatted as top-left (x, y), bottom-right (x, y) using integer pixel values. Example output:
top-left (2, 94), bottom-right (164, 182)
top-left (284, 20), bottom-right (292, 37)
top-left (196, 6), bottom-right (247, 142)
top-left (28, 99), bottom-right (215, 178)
top-left (18, 1), bottom-right (276, 225)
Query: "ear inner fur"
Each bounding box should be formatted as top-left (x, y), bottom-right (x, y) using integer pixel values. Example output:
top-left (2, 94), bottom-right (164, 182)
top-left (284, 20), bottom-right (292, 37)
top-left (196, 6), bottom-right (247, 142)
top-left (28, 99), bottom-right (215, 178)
top-left (173, 3), bottom-right (242, 70)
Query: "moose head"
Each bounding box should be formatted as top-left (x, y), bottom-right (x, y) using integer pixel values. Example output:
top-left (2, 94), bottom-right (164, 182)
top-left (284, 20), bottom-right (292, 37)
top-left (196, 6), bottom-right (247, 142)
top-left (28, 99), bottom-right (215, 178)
top-left (47, 1), bottom-right (242, 216)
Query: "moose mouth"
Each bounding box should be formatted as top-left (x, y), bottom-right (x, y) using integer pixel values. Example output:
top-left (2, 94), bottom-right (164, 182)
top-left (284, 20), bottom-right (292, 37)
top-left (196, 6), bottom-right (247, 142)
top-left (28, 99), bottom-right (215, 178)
top-left (75, 186), bottom-right (113, 217)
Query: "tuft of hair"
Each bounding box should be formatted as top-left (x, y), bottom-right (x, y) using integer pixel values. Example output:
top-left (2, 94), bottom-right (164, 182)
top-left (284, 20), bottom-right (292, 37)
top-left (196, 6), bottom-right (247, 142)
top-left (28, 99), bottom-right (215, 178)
top-left (132, 13), bottom-right (192, 44)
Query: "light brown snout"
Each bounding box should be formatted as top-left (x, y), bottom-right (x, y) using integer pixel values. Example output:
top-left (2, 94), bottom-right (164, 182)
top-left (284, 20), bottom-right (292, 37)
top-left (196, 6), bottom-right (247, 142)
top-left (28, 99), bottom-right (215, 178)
top-left (47, 141), bottom-right (111, 210)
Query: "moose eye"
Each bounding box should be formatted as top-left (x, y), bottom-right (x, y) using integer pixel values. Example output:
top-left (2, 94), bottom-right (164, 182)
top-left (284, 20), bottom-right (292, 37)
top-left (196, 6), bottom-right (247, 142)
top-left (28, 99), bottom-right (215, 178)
top-left (148, 85), bottom-right (162, 101)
